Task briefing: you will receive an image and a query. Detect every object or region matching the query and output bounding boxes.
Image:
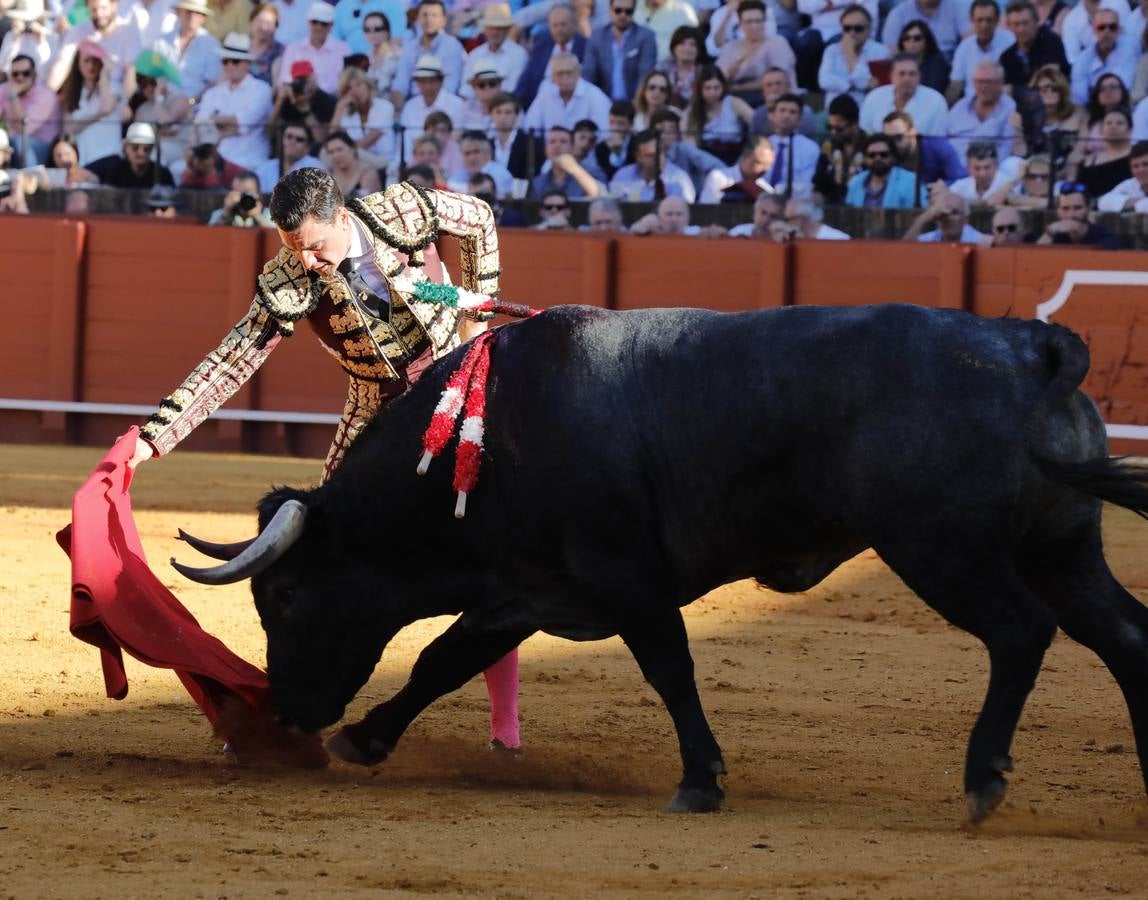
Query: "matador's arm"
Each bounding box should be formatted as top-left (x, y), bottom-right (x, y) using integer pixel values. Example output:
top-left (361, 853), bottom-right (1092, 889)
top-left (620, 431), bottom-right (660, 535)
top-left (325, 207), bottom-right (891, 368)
top-left (425, 188), bottom-right (502, 305)
top-left (139, 298), bottom-right (284, 456)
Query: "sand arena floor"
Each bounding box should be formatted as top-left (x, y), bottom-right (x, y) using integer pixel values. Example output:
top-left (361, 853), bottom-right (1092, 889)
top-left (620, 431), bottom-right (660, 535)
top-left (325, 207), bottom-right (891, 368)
top-left (5, 443), bottom-right (1148, 898)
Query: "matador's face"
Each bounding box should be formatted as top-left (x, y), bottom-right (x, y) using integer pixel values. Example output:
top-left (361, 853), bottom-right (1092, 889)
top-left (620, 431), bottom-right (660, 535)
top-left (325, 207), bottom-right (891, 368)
top-left (278, 208), bottom-right (353, 279)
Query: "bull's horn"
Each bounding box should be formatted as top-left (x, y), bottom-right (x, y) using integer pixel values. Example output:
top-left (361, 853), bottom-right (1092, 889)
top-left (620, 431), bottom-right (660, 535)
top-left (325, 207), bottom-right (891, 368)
top-left (171, 500), bottom-right (308, 585)
top-left (176, 530), bottom-right (255, 561)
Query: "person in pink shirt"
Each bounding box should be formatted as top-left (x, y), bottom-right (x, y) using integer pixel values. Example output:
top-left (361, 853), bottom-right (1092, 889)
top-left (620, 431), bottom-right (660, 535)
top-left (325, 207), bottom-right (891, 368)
top-left (1, 54), bottom-right (61, 166)
top-left (277, 1), bottom-right (350, 95)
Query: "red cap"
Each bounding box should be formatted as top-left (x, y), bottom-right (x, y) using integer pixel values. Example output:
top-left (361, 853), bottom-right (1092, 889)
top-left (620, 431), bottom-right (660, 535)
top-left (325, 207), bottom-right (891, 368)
top-left (289, 60), bottom-right (314, 79)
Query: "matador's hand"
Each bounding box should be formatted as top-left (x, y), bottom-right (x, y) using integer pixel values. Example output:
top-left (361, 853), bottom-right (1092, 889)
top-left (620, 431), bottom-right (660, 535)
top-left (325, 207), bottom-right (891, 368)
top-left (128, 436), bottom-right (155, 468)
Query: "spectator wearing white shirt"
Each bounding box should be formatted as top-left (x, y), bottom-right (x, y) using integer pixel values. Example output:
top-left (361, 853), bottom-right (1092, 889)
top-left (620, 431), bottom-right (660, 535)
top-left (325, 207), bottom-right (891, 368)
top-left (766, 93), bottom-right (823, 191)
top-left (461, 4), bottom-right (529, 100)
top-left (397, 54), bottom-right (465, 159)
top-left (947, 140), bottom-right (1009, 203)
top-left (127, 0), bottom-right (178, 50)
top-left (390, 0), bottom-right (467, 104)
top-left (1097, 140), bottom-right (1148, 211)
top-left (698, 133), bottom-right (775, 202)
top-left (817, 4), bottom-right (891, 107)
top-left (0, 1), bottom-right (58, 74)
top-left (1134, 93), bottom-right (1148, 140)
top-left (947, 0), bottom-right (1015, 103)
top-left (277, 2), bottom-right (351, 96)
top-left (629, 194), bottom-right (725, 235)
top-left (1061, 0), bottom-right (1129, 65)
top-left (1070, 10), bottom-right (1139, 105)
top-left (447, 130), bottom-right (515, 196)
top-left (458, 65), bottom-right (506, 131)
top-left (524, 52), bottom-right (613, 132)
top-left (728, 190), bottom-right (785, 236)
top-left (608, 126), bottom-right (697, 200)
top-left (785, 195), bottom-right (851, 239)
top-left (272, 0), bottom-right (312, 45)
top-left (156, 0), bottom-right (223, 102)
top-left (48, 0), bottom-right (142, 94)
top-left (254, 120), bottom-right (323, 191)
top-left (634, 0), bottom-right (700, 62)
top-left (195, 32), bottom-right (273, 169)
top-left (332, 65), bottom-right (395, 164)
top-left (904, 191), bottom-right (986, 242)
top-left (860, 53), bottom-right (948, 135)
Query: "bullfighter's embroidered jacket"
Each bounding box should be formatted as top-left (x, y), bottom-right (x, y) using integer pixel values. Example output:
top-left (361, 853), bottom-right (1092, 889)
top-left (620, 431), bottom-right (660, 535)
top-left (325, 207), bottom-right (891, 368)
top-left (140, 183), bottom-right (501, 477)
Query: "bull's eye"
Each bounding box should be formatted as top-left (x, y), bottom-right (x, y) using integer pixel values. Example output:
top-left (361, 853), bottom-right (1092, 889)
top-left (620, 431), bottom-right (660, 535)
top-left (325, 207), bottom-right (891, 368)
top-left (275, 585), bottom-right (296, 610)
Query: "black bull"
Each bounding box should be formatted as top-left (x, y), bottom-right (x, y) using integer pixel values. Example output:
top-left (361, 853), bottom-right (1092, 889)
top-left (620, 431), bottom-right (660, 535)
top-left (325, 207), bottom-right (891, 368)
top-left (175, 303), bottom-right (1148, 819)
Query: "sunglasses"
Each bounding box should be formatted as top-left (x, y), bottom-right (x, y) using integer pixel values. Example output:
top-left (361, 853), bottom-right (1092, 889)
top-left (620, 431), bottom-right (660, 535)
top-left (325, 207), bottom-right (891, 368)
top-left (613, 6), bottom-right (634, 13)
top-left (646, 82), bottom-right (668, 92)
top-left (10, 68), bottom-right (33, 79)
top-left (309, 18), bottom-right (332, 25)
top-left (222, 58), bottom-right (246, 65)
top-left (866, 150), bottom-right (891, 159)
top-left (994, 223), bottom-right (1018, 233)
top-left (475, 79), bottom-right (501, 88)
top-left (842, 22), bottom-right (868, 32)
top-left (1036, 82), bottom-right (1057, 91)
top-left (542, 202), bottom-right (568, 211)
top-left (283, 133), bottom-right (309, 142)
top-left (363, 24), bottom-right (387, 32)
top-left (1094, 22), bottom-right (1118, 30)
top-left (1058, 181), bottom-right (1087, 194)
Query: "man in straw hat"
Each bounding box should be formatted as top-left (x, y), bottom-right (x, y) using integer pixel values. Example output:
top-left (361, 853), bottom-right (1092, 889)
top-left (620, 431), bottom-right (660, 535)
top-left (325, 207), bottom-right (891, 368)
top-left (128, 168), bottom-right (523, 753)
top-left (48, 0), bottom-right (141, 93)
top-left (398, 53), bottom-right (464, 158)
top-left (195, 32), bottom-right (273, 169)
top-left (459, 4), bottom-right (527, 99)
top-left (277, 1), bottom-right (350, 95)
top-left (87, 121), bottom-right (177, 187)
top-left (154, 0), bottom-right (222, 101)
top-left (458, 63), bottom-right (504, 130)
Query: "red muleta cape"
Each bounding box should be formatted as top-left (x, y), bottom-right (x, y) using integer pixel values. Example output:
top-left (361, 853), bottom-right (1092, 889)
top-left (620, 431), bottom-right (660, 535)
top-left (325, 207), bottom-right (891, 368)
top-left (56, 427), bottom-right (326, 767)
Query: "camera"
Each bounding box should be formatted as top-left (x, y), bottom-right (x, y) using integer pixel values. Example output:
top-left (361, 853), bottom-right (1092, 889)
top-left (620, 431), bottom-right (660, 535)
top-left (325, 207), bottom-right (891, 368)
top-left (237, 191), bottom-right (258, 213)
top-left (291, 76), bottom-right (308, 97)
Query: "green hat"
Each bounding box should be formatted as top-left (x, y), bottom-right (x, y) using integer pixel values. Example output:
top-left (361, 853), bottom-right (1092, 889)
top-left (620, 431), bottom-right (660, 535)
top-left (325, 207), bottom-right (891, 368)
top-left (134, 50), bottom-right (182, 86)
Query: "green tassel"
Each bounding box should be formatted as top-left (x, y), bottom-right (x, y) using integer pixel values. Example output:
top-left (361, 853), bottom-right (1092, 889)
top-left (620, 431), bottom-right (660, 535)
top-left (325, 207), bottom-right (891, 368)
top-left (413, 281), bottom-right (460, 308)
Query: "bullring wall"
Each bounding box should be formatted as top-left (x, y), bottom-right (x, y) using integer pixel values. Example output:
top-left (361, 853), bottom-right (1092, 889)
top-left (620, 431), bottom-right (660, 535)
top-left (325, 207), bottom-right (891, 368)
top-left (3, 216), bottom-right (1148, 458)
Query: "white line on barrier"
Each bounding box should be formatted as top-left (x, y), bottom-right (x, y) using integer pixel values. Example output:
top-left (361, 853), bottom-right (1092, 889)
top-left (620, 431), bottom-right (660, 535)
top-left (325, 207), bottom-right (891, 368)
top-left (0, 398), bottom-right (341, 425)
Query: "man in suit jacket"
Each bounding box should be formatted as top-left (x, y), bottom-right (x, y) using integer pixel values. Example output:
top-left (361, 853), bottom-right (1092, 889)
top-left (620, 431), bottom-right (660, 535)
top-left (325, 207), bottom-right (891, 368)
top-left (515, 4), bottom-right (589, 109)
top-left (581, 0), bottom-right (657, 102)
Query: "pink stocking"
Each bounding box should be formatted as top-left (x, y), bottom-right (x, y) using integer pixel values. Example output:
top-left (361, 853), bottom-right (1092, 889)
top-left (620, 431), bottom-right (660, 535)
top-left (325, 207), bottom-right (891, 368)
top-left (483, 648), bottom-right (520, 748)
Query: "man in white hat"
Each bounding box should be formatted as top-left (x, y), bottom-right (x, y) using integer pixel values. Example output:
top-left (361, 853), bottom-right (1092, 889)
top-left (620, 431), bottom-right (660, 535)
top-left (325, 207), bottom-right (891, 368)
top-left (458, 64), bottom-right (504, 130)
top-left (195, 33), bottom-right (274, 169)
top-left (459, 4), bottom-right (528, 99)
top-left (155, 0), bottom-right (222, 101)
top-left (277, 1), bottom-right (350, 95)
top-left (0, 0), bottom-right (57, 73)
top-left (390, 0), bottom-right (465, 105)
top-left (87, 122), bottom-right (177, 187)
top-left (398, 54), bottom-right (465, 159)
top-left (47, 0), bottom-right (141, 94)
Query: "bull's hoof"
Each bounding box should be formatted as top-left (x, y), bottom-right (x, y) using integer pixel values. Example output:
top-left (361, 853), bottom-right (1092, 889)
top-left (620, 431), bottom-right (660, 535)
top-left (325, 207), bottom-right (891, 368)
top-left (966, 777), bottom-right (1008, 824)
top-left (324, 728), bottom-right (391, 767)
top-left (667, 785), bottom-right (725, 813)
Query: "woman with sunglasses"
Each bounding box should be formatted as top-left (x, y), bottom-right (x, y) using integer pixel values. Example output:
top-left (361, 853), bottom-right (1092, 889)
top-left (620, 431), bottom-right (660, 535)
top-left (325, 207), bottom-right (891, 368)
top-left (1080, 73), bottom-right (1130, 156)
top-left (660, 26), bottom-right (707, 110)
top-left (685, 64), bottom-right (752, 162)
top-left (896, 20), bottom-right (949, 94)
top-left (1011, 65), bottom-right (1085, 177)
top-left (58, 41), bottom-right (122, 167)
top-left (633, 69), bottom-right (678, 130)
top-left (1078, 105), bottom-right (1134, 197)
top-left (819, 5), bottom-right (890, 106)
top-left (360, 11), bottom-right (400, 97)
top-left (333, 65), bottom-right (394, 165)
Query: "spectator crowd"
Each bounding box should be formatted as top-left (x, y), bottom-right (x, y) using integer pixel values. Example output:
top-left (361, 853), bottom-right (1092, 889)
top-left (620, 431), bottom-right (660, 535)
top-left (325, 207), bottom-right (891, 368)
top-left (1, 0), bottom-right (1147, 244)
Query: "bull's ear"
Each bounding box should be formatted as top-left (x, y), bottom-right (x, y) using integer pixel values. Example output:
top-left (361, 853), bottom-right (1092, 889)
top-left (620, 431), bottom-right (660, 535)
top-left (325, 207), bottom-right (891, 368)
top-left (258, 485), bottom-right (315, 532)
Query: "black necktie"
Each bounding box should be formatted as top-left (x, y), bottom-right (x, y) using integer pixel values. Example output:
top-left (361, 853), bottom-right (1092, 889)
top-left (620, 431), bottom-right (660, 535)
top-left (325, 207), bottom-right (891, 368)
top-left (337, 257), bottom-right (387, 318)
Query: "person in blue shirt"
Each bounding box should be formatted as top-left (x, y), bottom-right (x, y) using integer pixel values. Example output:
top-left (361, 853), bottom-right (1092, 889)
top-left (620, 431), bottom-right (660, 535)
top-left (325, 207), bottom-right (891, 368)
top-left (845, 132), bottom-right (927, 207)
top-left (881, 109), bottom-right (966, 184)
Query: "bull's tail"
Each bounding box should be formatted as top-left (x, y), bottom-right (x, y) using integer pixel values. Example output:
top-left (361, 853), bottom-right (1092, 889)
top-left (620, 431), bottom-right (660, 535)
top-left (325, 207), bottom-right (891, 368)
top-left (1037, 457), bottom-right (1148, 521)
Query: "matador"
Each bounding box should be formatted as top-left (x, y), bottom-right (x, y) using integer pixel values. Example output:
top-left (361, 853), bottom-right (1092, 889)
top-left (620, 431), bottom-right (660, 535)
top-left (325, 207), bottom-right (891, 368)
top-left (130, 169), bottom-right (521, 751)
